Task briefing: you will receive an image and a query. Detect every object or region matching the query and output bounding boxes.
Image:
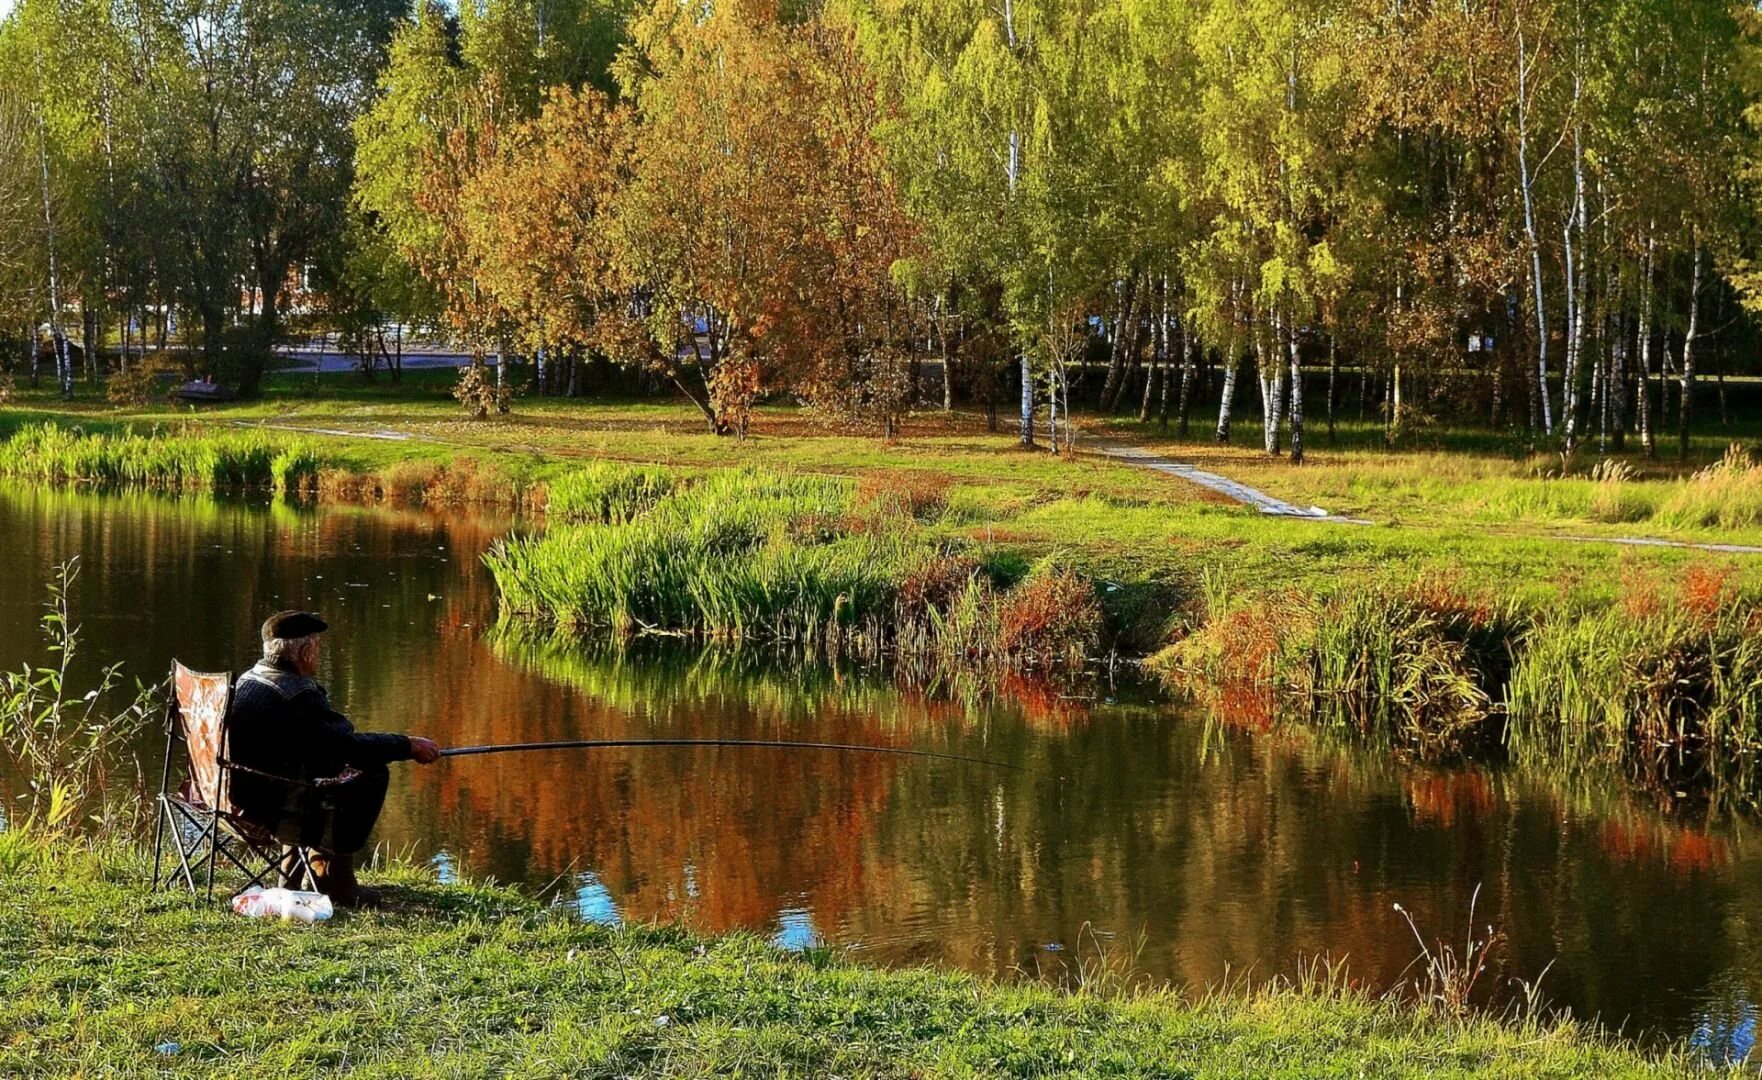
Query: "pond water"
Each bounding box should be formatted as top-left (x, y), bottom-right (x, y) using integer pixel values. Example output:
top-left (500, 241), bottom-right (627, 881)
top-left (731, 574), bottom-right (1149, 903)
top-left (2, 482), bottom-right (1759, 1056)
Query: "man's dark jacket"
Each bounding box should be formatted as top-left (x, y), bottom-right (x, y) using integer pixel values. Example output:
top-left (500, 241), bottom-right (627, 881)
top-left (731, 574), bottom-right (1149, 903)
top-left (227, 659), bottom-right (413, 825)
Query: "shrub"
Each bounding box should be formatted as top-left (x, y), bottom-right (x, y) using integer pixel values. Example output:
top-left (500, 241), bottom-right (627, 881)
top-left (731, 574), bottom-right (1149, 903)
top-left (105, 363), bottom-right (162, 407)
top-left (995, 564), bottom-right (1102, 665)
top-left (453, 362), bottom-right (510, 419)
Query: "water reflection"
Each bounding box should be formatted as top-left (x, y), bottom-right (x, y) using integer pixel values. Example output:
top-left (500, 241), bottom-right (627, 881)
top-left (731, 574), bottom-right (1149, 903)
top-left (1, 481), bottom-right (1761, 1051)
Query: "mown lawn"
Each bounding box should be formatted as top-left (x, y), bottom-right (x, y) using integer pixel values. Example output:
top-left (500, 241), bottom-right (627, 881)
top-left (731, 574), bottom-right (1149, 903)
top-left (0, 842), bottom-right (1718, 1078)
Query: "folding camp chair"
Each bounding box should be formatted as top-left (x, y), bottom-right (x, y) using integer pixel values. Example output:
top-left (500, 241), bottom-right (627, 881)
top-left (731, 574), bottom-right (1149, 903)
top-left (149, 661), bottom-right (319, 899)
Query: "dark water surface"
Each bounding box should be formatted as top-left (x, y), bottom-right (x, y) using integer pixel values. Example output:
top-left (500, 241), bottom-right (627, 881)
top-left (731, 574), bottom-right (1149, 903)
top-left (2, 483), bottom-right (1759, 1056)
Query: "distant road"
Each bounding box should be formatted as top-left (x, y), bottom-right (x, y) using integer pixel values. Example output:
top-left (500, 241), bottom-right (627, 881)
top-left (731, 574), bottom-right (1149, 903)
top-left (277, 344), bottom-right (476, 373)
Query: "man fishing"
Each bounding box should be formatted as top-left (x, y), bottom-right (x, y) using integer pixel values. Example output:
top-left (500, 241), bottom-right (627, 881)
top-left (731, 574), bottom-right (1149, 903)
top-left (226, 611), bottom-right (442, 907)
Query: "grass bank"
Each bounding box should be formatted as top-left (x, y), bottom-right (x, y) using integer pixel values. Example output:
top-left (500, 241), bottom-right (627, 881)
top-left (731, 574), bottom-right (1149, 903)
top-left (0, 838), bottom-right (1714, 1078)
top-left (12, 388), bottom-right (1762, 794)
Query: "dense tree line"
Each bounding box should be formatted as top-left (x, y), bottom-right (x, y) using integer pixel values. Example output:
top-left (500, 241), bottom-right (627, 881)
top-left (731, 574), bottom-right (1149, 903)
top-left (3, 0), bottom-right (1762, 457)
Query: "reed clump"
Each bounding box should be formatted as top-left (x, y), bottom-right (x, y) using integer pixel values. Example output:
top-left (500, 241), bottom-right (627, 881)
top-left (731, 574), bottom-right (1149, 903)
top-left (1154, 575), bottom-right (1511, 755)
top-left (545, 460), bottom-right (677, 523)
top-left (0, 421), bottom-right (307, 491)
top-left (1506, 565), bottom-right (1762, 788)
top-left (485, 465), bottom-right (1102, 670)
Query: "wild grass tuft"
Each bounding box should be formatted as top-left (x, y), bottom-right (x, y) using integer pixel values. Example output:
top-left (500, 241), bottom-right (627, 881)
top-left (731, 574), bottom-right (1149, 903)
top-left (1654, 444), bottom-right (1762, 530)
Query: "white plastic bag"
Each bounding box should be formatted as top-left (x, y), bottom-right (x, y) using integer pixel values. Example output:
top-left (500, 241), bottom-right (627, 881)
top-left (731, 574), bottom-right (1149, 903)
top-left (231, 886), bottom-right (334, 923)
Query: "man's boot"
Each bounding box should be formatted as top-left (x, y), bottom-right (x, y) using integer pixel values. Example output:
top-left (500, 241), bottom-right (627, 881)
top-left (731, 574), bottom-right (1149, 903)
top-left (309, 852), bottom-right (381, 909)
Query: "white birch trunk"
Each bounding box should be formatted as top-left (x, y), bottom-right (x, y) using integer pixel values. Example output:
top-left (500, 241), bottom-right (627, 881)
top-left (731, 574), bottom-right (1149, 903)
top-left (1678, 246), bottom-right (1702, 461)
top-left (34, 74), bottom-right (70, 401)
top-left (1216, 328), bottom-right (1240, 444)
top-left (1285, 311), bottom-right (1305, 464)
top-left (1637, 231), bottom-right (1655, 457)
top-left (1516, 27), bottom-right (1553, 435)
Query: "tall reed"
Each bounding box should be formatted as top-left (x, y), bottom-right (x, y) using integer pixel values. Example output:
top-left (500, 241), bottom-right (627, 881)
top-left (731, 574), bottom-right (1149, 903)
top-left (0, 421), bottom-right (310, 492)
top-left (1156, 578), bottom-right (1511, 754)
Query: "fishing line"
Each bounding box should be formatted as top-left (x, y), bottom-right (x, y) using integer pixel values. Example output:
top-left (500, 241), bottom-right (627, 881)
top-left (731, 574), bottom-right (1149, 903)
top-left (439, 738), bottom-right (1021, 771)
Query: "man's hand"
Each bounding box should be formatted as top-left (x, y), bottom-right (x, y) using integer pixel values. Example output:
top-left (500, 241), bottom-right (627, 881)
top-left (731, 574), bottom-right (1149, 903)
top-left (409, 737), bottom-right (443, 765)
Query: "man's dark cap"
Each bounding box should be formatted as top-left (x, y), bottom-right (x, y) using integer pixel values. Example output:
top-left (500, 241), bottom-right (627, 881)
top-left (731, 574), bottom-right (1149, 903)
top-left (262, 610), bottom-right (329, 642)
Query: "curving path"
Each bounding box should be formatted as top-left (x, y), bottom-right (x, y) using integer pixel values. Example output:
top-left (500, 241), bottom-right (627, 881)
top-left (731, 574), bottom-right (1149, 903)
top-left (1087, 439), bottom-right (1762, 554)
top-left (1089, 442), bottom-right (1371, 523)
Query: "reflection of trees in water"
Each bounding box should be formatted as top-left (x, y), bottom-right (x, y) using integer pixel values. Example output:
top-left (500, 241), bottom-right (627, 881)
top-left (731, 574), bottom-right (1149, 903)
top-left (393, 634), bottom-right (1098, 934)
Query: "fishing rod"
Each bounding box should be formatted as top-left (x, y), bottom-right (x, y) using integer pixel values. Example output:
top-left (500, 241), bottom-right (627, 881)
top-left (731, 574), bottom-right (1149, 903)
top-left (439, 738), bottom-right (1021, 771)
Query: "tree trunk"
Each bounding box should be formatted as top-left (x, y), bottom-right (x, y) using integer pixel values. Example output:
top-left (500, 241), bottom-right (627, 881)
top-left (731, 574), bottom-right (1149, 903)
top-left (1286, 313), bottom-right (1305, 464)
top-left (1257, 323), bottom-right (1282, 456)
top-left (1175, 316), bottom-right (1194, 436)
top-left (1215, 329), bottom-right (1240, 444)
top-left (1516, 28), bottom-right (1553, 435)
top-left (1325, 334), bottom-right (1338, 445)
top-left (939, 294), bottom-right (953, 411)
top-left (1098, 276), bottom-right (1136, 412)
top-left (1679, 246), bottom-right (1702, 462)
top-left (1714, 288), bottom-right (1729, 428)
top-left (1637, 233), bottom-right (1655, 457)
top-left (35, 80), bottom-right (71, 400)
top-left (82, 306), bottom-right (98, 383)
top-left (1019, 352), bottom-right (1034, 449)
top-left (1139, 277), bottom-right (1164, 424)
top-left (1609, 300), bottom-right (1627, 452)
top-left (1559, 71), bottom-right (1588, 451)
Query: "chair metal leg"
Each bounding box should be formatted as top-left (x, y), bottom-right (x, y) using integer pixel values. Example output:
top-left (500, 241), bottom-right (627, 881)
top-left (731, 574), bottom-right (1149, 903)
top-left (204, 818), bottom-right (218, 901)
top-left (150, 795), bottom-right (167, 891)
top-left (166, 802), bottom-right (202, 894)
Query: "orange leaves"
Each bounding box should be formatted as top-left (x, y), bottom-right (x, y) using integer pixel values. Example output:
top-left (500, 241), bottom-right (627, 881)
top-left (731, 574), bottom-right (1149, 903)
top-left (618, 0), bottom-right (918, 431)
top-left (458, 85), bottom-right (636, 353)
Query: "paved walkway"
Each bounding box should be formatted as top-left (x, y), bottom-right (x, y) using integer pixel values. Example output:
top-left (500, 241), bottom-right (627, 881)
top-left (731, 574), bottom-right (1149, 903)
top-left (1089, 442), bottom-right (1369, 523)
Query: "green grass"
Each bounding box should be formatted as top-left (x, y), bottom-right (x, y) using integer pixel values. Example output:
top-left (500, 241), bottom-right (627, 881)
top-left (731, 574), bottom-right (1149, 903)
top-left (1097, 415), bottom-right (1762, 545)
top-left (0, 838), bottom-right (1717, 1078)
